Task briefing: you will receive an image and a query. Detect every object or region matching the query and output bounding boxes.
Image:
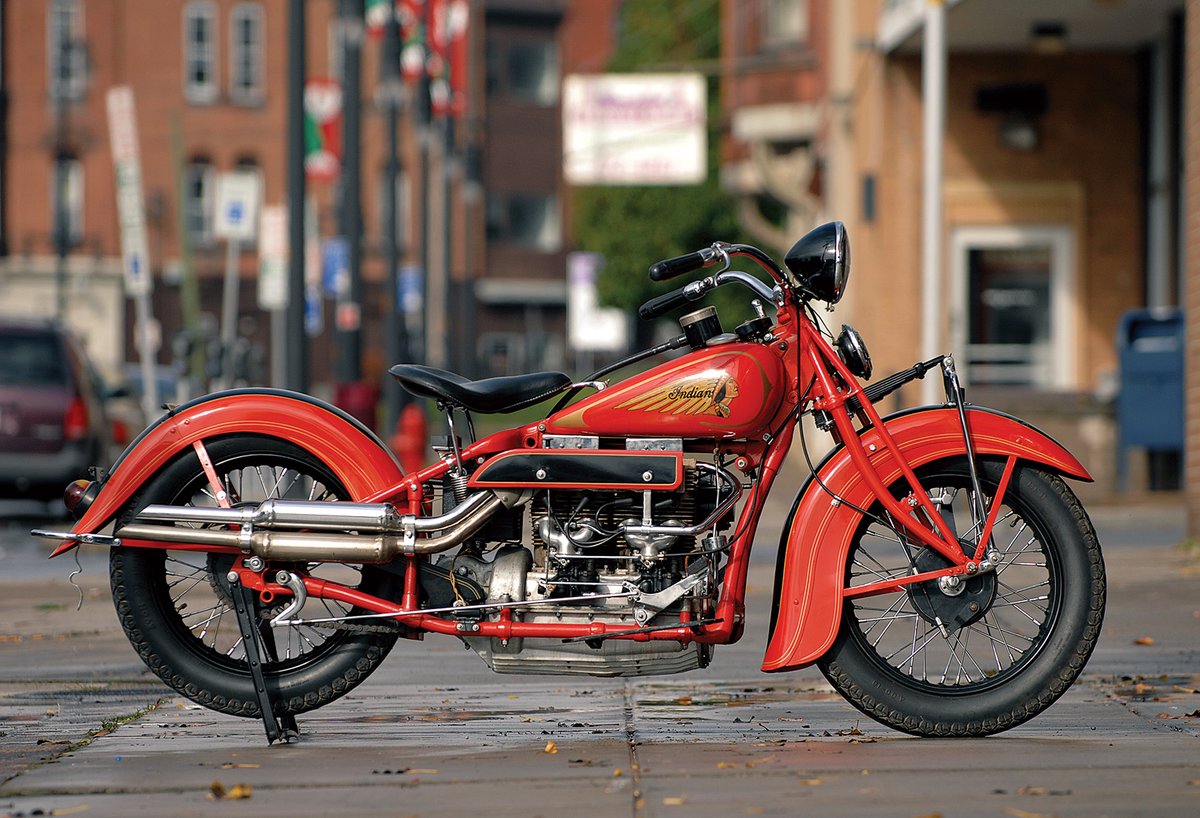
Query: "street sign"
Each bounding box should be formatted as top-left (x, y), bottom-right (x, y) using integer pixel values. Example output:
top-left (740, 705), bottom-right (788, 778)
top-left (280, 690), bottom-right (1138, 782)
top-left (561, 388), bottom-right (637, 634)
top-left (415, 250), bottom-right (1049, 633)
top-left (213, 171), bottom-right (262, 242)
top-left (258, 205), bottom-right (288, 311)
top-left (106, 86), bottom-right (153, 297)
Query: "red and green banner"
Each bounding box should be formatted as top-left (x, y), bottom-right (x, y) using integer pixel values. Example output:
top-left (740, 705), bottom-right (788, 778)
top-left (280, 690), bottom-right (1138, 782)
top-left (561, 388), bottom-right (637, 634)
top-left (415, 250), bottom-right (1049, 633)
top-left (304, 78), bottom-right (342, 182)
top-left (365, 0), bottom-right (468, 118)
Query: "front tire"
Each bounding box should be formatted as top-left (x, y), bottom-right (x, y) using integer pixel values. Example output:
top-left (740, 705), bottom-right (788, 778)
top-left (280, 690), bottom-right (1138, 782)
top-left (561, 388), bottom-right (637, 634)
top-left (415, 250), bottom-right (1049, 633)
top-left (816, 458), bottom-right (1105, 737)
top-left (110, 435), bottom-right (400, 719)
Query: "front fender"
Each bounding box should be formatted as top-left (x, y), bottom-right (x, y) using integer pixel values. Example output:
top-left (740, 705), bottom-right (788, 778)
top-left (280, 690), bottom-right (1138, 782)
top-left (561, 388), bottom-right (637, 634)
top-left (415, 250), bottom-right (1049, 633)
top-left (761, 405), bottom-right (1090, 673)
top-left (53, 389), bottom-right (405, 556)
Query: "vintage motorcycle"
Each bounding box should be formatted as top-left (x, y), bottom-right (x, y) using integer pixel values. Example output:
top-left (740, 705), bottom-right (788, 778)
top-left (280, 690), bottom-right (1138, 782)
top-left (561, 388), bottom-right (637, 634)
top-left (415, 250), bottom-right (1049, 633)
top-left (35, 222), bottom-right (1105, 743)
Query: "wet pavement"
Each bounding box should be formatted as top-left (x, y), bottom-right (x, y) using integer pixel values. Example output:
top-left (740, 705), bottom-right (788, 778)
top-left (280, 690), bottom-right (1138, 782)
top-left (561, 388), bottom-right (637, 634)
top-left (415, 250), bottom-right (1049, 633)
top-left (1, 495), bottom-right (1198, 817)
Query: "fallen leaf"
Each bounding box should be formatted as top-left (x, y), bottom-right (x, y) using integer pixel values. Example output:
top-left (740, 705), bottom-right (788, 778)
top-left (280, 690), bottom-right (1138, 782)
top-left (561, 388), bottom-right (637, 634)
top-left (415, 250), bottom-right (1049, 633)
top-left (543, 739), bottom-right (558, 754)
top-left (225, 784), bottom-right (252, 800)
top-left (799, 778), bottom-right (822, 786)
top-left (220, 762), bottom-right (261, 769)
top-left (1003, 808), bottom-right (1052, 818)
top-left (717, 761), bottom-right (740, 769)
top-left (613, 768), bottom-right (623, 777)
top-left (48, 805), bottom-right (91, 816)
top-left (1134, 637), bottom-right (1155, 646)
top-left (1158, 710), bottom-right (1200, 719)
top-left (1017, 786), bottom-right (1047, 796)
top-left (675, 695), bottom-right (693, 706)
top-left (663, 796), bottom-right (688, 806)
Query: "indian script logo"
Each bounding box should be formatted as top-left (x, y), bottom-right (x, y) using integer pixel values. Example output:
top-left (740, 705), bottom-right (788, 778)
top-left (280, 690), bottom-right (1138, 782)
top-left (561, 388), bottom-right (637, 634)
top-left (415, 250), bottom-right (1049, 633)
top-left (616, 374), bottom-right (740, 418)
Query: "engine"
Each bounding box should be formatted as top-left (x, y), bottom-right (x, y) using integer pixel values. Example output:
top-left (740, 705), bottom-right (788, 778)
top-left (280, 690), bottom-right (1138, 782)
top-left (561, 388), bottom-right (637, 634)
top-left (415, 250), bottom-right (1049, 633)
top-left (433, 440), bottom-right (738, 677)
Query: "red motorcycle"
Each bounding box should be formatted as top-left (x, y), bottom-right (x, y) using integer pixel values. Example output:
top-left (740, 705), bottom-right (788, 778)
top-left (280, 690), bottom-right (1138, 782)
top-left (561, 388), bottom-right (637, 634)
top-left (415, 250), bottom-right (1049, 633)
top-left (35, 222), bottom-right (1105, 742)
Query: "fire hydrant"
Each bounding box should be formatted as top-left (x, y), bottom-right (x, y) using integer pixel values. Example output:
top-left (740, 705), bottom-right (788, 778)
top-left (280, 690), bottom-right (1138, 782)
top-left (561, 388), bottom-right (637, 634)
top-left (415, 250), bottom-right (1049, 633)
top-left (389, 403), bottom-right (428, 474)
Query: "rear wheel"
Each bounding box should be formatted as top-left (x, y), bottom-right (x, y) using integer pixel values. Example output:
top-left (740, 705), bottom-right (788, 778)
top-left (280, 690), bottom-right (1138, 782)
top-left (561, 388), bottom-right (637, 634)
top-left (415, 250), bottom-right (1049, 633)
top-left (110, 435), bottom-right (400, 718)
top-left (817, 458), bottom-right (1105, 737)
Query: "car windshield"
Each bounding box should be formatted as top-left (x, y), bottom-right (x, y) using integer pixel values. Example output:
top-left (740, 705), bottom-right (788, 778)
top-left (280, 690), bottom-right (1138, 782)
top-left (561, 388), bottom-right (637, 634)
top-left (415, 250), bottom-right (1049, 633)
top-left (0, 332), bottom-right (69, 387)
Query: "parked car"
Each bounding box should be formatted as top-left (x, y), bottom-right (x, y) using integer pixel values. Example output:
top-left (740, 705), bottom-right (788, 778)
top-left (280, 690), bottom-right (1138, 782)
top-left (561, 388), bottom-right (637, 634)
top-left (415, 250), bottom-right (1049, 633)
top-left (0, 318), bottom-right (112, 500)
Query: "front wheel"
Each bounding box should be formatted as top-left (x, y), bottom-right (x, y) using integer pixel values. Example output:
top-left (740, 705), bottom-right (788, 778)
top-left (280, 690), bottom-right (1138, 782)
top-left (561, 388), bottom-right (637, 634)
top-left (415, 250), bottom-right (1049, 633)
top-left (110, 434), bottom-right (400, 719)
top-left (817, 458), bottom-right (1105, 737)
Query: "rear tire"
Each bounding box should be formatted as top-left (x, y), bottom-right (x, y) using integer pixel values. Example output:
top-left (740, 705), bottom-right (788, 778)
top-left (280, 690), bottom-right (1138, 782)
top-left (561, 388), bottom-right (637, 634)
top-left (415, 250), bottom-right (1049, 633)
top-left (110, 434), bottom-right (400, 718)
top-left (816, 458), bottom-right (1105, 737)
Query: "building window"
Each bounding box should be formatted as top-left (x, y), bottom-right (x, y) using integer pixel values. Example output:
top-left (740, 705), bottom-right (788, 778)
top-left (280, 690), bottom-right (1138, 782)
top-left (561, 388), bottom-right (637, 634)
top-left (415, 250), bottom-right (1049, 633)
top-left (48, 0), bottom-right (87, 103)
top-left (184, 159), bottom-right (215, 245)
top-left (486, 41), bottom-right (559, 106)
top-left (763, 0), bottom-right (808, 46)
top-left (230, 3), bottom-right (264, 104)
top-left (950, 226), bottom-right (1076, 390)
top-left (51, 156), bottom-right (84, 248)
top-left (486, 192), bottom-right (561, 252)
top-left (184, 2), bottom-right (219, 104)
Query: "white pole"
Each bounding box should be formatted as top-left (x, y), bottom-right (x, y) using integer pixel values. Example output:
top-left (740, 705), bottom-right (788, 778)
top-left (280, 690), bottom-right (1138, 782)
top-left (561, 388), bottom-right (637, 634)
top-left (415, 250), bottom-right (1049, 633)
top-left (921, 0), bottom-right (946, 405)
top-left (216, 237), bottom-right (240, 391)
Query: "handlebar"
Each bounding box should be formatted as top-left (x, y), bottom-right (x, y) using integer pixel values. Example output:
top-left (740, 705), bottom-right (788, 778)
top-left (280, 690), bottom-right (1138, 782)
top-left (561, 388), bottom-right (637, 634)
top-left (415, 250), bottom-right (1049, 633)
top-left (637, 270), bottom-right (779, 320)
top-left (638, 279), bottom-right (712, 320)
top-left (649, 243), bottom-right (788, 284)
top-left (648, 248), bottom-right (720, 282)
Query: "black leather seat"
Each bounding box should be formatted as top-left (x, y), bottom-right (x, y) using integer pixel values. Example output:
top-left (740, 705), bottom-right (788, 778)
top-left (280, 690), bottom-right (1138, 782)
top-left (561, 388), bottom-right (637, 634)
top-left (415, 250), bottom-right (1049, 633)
top-left (388, 364), bottom-right (572, 414)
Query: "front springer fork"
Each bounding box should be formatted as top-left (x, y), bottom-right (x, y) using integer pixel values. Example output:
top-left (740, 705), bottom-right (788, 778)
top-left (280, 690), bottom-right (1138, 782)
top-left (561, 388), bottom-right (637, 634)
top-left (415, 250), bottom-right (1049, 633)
top-left (939, 356), bottom-right (1002, 571)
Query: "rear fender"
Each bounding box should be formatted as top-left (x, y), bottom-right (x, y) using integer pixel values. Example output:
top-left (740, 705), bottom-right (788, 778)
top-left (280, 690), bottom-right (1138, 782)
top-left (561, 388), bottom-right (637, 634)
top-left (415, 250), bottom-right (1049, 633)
top-left (53, 389), bottom-right (405, 556)
top-left (762, 405), bottom-right (1090, 673)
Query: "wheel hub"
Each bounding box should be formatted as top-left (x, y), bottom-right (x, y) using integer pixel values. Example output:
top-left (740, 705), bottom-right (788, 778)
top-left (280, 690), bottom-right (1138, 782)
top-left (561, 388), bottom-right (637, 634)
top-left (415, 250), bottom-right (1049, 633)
top-left (908, 546), bottom-right (996, 633)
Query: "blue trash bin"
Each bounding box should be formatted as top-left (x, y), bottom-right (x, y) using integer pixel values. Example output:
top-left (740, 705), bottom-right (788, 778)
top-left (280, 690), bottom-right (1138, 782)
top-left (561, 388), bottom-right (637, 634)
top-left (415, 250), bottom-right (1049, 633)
top-left (1115, 308), bottom-right (1184, 491)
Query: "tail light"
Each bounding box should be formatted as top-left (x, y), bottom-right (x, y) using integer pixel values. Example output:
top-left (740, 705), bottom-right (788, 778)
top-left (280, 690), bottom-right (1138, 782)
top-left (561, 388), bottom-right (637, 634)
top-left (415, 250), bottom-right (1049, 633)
top-left (111, 417), bottom-right (130, 446)
top-left (64, 396), bottom-right (89, 441)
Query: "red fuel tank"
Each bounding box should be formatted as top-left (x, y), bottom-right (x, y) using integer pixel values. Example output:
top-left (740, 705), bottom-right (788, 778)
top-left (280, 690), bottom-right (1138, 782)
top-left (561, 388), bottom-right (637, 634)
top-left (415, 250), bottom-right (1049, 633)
top-left (546, 341), bottom-right (787, 439)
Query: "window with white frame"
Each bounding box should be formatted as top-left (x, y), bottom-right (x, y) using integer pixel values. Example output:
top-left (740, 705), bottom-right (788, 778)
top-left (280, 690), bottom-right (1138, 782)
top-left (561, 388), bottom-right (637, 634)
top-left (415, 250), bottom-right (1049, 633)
top-left (48, 0), bottom-right (87, 103)
top-left (763, 0), bottom-right (808, 47)
top-left (230, 3), bottom-right (264, 104)
top-left (184, 2), bottom-right (219, 104)
top-left (184, 159), bottom-right (215, 245)
top-left (51, 155), bottom-right (84, 248)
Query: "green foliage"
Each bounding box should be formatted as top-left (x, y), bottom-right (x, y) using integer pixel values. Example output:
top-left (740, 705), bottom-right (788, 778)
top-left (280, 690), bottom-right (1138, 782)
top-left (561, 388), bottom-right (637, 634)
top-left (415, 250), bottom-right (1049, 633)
top-left (571, 0), bottom-right (757, 330)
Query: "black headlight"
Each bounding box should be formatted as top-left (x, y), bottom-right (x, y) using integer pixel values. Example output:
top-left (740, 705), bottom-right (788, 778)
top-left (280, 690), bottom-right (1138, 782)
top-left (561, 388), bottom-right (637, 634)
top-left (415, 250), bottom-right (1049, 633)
top-left (835, 324), bottom-right (872, 379)
top-left (783, 221), bottom-right (850, 304)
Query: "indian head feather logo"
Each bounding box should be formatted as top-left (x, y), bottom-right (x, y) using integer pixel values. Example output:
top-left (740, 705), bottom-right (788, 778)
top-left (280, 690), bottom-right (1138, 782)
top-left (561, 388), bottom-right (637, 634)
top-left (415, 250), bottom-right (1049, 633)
top-left (616, 373), bottom-right (740, 417)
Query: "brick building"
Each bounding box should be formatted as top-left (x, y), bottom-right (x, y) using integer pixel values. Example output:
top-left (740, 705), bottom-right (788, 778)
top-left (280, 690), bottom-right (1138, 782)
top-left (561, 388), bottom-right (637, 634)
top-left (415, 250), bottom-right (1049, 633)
top-left (722, 0), bottom-right (1186, 498)
top-left (0, 0), bottom-right (574, 422)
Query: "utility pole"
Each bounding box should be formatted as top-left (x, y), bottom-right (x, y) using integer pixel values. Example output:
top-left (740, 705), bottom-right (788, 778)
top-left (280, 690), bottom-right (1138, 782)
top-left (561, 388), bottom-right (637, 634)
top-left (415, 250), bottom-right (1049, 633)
top-left (286, 0), bottom-right (309, 393)
top-left (337, 0), bottom-right (364, 384)
top-left (381, 2), bottom-right (411, 433)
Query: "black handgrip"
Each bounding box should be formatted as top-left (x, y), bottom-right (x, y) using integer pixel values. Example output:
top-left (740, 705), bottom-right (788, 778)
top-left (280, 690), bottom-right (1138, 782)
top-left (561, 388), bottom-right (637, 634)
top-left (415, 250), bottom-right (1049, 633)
top-left (649, 249), bottom-right (711, 282)
top-left (639, 287), bottom-right (694, 320)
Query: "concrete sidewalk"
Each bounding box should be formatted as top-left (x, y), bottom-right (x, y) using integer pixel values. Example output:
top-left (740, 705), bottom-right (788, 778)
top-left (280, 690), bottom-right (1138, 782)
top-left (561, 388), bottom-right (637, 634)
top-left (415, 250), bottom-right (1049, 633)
top-left (1, 501), bottom-right (1198, 817)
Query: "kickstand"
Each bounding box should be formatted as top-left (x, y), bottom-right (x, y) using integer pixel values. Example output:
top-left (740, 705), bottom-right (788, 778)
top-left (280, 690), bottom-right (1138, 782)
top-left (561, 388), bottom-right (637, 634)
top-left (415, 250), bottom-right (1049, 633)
top-left (229, 579), bottom-right (300, 744)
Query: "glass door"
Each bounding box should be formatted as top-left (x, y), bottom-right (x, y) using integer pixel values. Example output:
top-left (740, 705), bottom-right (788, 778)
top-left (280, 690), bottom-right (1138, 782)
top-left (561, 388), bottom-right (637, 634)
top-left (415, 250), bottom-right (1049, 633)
top-left (950, 226), bottom-right (1075, 390)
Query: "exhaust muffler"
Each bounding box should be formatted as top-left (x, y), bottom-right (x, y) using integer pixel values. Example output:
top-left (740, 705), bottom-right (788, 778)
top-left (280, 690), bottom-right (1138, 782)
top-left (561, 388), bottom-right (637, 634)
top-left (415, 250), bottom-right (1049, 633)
top-left (117, 491), bottom-right (516, 561)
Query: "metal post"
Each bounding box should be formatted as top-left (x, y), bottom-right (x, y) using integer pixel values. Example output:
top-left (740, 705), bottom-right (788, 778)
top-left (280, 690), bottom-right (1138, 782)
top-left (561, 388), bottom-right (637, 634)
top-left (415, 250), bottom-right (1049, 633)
top-left (53, 157), bottom-right (69, 320)
top-left (382, 4), bottom-right (410, 433)
top-left (217, 237), bottom-right (240, 390)
top-left (920, 0), bottom-right (946, 405)
top-left (337, 0), bottom-right (364, 383)
top-left (285, 0), bottom-right (308, 393)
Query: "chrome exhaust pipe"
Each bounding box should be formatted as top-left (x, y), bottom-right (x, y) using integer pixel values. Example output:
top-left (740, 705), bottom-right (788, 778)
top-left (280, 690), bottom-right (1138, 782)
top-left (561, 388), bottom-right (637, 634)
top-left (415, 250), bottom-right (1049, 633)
top-left (119, 491), bottom-right (516, 561)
